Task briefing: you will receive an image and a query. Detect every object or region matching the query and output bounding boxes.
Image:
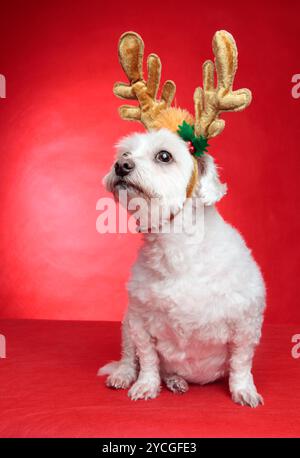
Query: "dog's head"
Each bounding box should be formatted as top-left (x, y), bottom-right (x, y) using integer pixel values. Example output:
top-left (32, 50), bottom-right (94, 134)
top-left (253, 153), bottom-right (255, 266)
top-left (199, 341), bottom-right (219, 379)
top-left (103, 129), bottom-right (226, 216)
top-left (102, 29), bottom-right (252, 227)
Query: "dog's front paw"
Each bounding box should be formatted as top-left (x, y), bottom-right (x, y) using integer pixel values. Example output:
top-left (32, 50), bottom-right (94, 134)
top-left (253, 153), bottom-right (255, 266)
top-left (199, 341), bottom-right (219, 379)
top-left (231, 387), bottom-right (264, 408)
top-left (128, 379), bottom-right (160, 401)
top-left (106, 366), bottom-right (137, 390)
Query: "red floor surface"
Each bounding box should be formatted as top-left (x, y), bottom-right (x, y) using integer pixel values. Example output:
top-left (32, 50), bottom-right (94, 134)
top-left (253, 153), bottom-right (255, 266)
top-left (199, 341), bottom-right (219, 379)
top-left (0, 320), bottom-right (299, 438)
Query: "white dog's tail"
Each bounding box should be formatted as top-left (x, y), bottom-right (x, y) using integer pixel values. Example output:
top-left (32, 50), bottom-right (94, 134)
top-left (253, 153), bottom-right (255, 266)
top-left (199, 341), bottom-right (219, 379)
top-left (97, 360), bottom-right (120, 376)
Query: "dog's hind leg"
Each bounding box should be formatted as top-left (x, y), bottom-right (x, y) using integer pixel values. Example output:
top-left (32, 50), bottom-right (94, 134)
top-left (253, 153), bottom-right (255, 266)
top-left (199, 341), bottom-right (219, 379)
top-left (163, 374), bottom-right (189, 394)
top-left (98, 313), bottom-right (138, 389)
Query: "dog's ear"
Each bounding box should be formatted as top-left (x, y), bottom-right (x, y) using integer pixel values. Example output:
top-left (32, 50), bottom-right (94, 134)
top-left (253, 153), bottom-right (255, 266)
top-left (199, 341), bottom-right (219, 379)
top-left (197, 154), bottom-right (227, 205)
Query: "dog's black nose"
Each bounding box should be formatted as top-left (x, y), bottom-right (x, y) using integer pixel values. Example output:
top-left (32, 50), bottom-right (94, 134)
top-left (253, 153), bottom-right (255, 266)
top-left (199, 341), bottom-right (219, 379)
top-left (114, 158), bottom-right (135, 177)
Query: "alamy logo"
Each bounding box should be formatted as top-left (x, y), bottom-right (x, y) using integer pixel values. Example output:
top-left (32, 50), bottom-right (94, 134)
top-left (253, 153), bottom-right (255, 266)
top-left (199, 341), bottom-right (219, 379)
top-left (0, 334), bottom-right (6, 358)
top-left (291, 334), bottom-right (300, 359)
top-left (0, 74), bottom-right (6, 98)
top-left (96, 191), bottom-right (204, 238)
top-left (291, 74), bottom-right (300, 99)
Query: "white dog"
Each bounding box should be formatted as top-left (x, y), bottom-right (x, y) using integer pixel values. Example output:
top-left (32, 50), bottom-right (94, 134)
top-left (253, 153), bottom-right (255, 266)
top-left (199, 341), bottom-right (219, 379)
top-left (99, 30), bottom-right (265, 407)
top-left (99, 128), bottom-right (265, 407)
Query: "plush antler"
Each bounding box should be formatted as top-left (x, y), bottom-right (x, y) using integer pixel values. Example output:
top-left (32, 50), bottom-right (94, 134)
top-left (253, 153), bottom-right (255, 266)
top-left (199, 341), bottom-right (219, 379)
top-left (193, 30), bottom-right (252, 139)
top-left (113, 32), bottom-right (176, 130)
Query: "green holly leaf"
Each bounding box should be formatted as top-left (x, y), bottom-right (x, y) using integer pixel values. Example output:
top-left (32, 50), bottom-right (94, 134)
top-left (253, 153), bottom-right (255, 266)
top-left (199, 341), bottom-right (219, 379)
top-left (193, 136), bottom-right (209, 156)
top-left (177, 120), bottom-right (209, 157)
top-left (177, 120), bottom-right (195, 141)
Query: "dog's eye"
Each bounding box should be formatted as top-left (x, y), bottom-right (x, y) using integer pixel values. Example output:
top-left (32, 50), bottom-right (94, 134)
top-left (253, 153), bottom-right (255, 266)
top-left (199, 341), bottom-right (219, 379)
top-left (155, 150), bottom-right (173, 163)
top-left (122, 152), bottom-right (130, 157)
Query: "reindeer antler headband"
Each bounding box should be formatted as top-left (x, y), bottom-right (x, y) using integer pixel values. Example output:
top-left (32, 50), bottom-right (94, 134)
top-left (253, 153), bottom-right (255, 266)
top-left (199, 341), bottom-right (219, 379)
top-left (113, 30), bottom-right (251, 194)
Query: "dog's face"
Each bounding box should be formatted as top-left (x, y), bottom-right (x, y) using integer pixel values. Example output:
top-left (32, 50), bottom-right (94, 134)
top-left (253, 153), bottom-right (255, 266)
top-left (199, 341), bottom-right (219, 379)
top-left (104, 129), bottom-right (227, 230)
top-left (104, 129), bottom-right (195, 215)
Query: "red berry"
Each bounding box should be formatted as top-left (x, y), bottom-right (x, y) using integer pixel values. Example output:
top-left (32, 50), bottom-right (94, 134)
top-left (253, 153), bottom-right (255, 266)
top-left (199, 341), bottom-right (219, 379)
top-left (187, 141), bottom-right (195, 154)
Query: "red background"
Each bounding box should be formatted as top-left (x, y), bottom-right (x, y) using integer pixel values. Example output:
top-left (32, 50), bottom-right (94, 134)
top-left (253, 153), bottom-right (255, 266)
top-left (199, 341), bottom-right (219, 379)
top-left (0, 0), bottom-right (299, 323)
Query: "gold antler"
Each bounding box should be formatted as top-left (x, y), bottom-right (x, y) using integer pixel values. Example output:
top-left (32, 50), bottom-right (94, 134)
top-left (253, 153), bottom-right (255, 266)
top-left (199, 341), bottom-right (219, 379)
top-left (193, 30), bottom-right (252, 139)
top-left (113, 32), bottom-right (176, 130)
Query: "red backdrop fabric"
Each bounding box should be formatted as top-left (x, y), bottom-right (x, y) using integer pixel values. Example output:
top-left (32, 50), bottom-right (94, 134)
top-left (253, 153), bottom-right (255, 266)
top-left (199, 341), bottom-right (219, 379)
top-left (0, 0), bottom-right (299, 323)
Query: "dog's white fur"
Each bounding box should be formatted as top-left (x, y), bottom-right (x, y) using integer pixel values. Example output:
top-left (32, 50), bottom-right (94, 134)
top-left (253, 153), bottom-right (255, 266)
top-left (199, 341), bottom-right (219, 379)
top-left (99, 129), bottom-right (265, 407)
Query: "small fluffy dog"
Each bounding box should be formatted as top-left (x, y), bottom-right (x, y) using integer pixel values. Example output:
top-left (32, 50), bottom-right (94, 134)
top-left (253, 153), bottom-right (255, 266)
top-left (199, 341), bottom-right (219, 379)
top-left (99, 31), bottom-right (265, 407)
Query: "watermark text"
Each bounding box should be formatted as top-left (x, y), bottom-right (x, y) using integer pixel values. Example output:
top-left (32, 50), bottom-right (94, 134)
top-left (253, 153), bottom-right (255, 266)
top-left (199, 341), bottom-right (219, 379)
top-left (0, 334), bottom-right (6, 358)
top-left (0, 74), bottom-right (6, 98)
top-left (96, 191), bottom-right (204, 237)
top-left (291, 334), bottom-right (300, 359)
top-left (291, 74), bottom-right (300, 99)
